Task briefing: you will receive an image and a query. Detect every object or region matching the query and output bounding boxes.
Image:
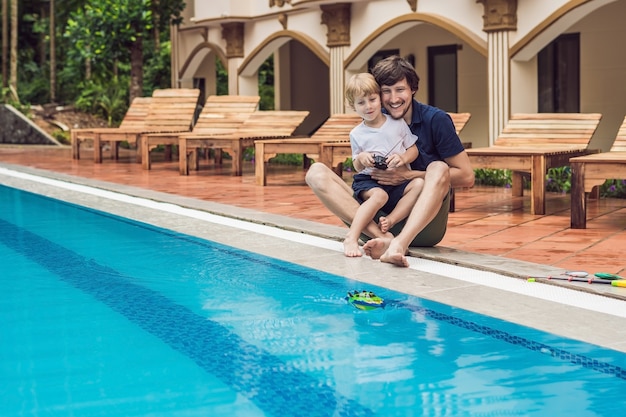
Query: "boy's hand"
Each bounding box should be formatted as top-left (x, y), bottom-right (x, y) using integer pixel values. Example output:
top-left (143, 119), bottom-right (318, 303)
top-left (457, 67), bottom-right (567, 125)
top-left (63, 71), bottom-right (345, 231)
top-left (385, 154), bottom-right (403, 168)
top-left (360, 152), bottom-right (375, 167)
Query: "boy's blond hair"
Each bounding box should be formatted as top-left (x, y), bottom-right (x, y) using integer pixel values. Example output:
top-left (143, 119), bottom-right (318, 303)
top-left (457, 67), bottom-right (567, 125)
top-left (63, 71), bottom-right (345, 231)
top-left (345, 73), bottom-right (380, 109)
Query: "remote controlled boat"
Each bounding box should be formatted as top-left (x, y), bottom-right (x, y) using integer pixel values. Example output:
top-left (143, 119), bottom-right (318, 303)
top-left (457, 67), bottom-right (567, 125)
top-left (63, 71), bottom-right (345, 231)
top-left (346, 290), bottom-right (386, 310)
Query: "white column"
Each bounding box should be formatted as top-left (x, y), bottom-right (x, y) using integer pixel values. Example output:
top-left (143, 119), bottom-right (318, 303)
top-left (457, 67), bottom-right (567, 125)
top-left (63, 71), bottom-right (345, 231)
top-left (329, 46), bottom-right (346, 115)
top-left (228, 58), bottom-right (243, 95)
top-left (487, 31), bottom-right (510, 145)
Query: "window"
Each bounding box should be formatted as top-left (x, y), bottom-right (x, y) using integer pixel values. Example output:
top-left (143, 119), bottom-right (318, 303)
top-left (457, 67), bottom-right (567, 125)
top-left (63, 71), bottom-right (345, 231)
top-left (428, 45), bottom-right (458, 112)
top-left (538, 33), bottom-right (580, 112)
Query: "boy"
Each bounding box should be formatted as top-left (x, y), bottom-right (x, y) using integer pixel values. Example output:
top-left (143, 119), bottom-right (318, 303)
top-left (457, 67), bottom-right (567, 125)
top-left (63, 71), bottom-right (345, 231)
top-left (343, 73), bottom-right (424, 257)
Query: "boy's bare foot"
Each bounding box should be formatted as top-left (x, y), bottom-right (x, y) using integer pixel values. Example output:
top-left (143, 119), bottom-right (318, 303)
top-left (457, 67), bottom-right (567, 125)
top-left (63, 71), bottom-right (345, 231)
top-left (379, 216), bottom-right (392, 233)
top-left (343, 239), bottom-right (363, 257)
top-left (362, 237), bottom-right (391, 259)
top-left (380, 241), bottom-right (409, 267)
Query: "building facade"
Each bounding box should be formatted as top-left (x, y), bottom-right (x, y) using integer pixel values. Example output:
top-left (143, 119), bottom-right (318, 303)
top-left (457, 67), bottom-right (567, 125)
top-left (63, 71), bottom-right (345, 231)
top-left (171, 0), bottom-right (626, 150)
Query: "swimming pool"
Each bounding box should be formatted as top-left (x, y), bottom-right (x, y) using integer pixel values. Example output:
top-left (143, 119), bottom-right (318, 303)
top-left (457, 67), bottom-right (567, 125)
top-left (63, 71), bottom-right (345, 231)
top-left (1, 178), bottom-right (626, 416)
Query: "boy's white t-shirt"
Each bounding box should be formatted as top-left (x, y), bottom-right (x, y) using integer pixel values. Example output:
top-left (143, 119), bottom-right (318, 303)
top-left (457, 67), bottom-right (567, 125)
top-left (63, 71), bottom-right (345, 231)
top-left (350, 114), bottom-right (418, 175)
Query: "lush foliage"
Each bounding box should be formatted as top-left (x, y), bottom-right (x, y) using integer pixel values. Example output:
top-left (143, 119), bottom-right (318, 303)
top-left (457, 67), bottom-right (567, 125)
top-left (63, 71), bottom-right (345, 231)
top-left (474, 168), bottom-right (626, 198)
top-left (474, 168), bottom-right (512, 187)
top-left (258, 55), bottom-right (275, 110)
top-left (1, 0), bottom-right (184, 124)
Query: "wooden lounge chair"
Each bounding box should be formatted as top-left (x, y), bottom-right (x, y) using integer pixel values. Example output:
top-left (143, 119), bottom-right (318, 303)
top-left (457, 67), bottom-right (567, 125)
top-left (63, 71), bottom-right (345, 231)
top-left (570, 115), bottom-right (626, 228)
top-left (179, 110), bottom-right (310, 176)
top-left (71, 96), bottom-right (152, 160)
top-left (80, 88), bottom-right (201, 163)
top-left (254, 113), bottom-right (363, 186)
top-left (139, 95), bottom-right (260, 170)
top-left (464, 113), bottom-right (602, 215)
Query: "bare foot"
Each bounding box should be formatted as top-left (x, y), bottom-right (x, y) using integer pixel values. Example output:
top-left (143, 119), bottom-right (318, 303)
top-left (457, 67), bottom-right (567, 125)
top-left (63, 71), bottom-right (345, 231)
top-left (362, 237), bottom-right (391, 259)
top-left (379, 216), bottom-right (391, 233)
top-left (380, 241), bottom-right (409, 267)
top-left (343, 239), bottom-right (363, 257)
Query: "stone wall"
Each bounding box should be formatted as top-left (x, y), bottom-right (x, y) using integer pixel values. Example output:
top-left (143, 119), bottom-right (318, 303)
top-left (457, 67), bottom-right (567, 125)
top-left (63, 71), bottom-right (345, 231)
top-left (0, 105), bottom-right (61, 145)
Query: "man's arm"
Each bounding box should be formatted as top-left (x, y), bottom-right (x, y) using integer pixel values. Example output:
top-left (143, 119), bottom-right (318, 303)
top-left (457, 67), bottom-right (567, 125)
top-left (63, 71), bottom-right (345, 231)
top-left (371, 149), bottom-right (474, 188)
top-left (445, 150), bottom-right (475, 188)
top-left (370, 163), bottom-right (423, 185)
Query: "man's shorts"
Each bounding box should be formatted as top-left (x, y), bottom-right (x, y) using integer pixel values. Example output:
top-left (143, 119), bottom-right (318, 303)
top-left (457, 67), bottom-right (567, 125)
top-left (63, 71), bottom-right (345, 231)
top-left (354, 191), bottom-right (450, 247)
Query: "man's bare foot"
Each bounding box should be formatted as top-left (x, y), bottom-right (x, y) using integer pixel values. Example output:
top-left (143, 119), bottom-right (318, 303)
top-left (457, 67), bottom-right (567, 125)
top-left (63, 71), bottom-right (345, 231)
top-left (343, 239), bottom-right (363, 257)
top-left (362, 237), bottom-right (391, 259)
top-left (380, 241), bottom-right (409, 267)
top-left (379, 216), bottom-right (392, 233)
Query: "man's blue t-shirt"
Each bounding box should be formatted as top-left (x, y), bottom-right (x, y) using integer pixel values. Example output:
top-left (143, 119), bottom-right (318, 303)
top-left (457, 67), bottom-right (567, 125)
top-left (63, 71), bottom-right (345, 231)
top-left (406, 100), bottom-right (465, 171)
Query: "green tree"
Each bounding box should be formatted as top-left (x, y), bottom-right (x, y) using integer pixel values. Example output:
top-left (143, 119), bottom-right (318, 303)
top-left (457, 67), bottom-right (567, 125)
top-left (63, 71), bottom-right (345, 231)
top-left (64, 0), bottom-right (184, 102)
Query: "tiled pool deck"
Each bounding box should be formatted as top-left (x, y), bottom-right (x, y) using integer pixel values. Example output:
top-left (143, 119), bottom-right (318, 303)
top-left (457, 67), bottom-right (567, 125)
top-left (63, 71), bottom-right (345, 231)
top-left (1, 145), bottom-right (626, 352)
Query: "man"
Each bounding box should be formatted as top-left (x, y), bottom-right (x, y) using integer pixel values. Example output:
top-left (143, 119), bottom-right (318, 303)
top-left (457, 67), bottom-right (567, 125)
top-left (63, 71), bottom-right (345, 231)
top-left (305, 55), bottom-right (474, 267)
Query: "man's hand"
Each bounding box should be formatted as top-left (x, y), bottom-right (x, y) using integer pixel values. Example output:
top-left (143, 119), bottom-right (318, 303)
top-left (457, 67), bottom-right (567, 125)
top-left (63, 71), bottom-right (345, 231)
top-left (370, 164), bottom-right (422, 185)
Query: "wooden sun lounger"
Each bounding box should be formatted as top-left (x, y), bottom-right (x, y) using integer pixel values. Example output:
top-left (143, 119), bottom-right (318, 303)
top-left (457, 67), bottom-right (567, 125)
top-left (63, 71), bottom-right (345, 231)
top-left (465, 113), bottom-right (602, 215)
top-left (179, 110), bottom-right (310, 176)
top-left (254, 113), bottom-right (363, 186)
top-left (71, 96), bottom-right (152, 160)
top-left (570, 115), bottom-right (626, 228)
top-left (139, 95), bottom-right (260, 170)
top-left (75, 89), bottom-right (201, 163)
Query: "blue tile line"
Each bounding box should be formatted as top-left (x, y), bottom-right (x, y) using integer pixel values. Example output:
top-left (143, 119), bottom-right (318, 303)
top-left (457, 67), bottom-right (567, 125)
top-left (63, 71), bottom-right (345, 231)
top-left (0, 218), bottom-right (377, 417)
top-left (392, 301), bottom-right (626, 380)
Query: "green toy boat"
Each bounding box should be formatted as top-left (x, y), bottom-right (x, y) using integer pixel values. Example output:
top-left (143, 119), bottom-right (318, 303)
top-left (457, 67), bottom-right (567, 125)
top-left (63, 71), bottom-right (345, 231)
top-left (346, 290), bottom-right (386, 311)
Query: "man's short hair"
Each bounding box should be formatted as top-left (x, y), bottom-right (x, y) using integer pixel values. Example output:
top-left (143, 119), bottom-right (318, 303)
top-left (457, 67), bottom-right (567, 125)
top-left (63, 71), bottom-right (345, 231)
top-left (371, 55), bottom-right (420, 92)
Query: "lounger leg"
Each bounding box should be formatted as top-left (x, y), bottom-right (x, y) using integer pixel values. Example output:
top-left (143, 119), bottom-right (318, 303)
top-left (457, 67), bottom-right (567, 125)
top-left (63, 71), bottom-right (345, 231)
top-left (179, 138), bottom-right (189, 175)
top-left (191, 149), bottom-right (199, 171)
top-left (231, 142), bottom-right (243, 176)
top-left (93, 133), bottom-right (103, 163)
top-left (141, 135), bottom-right (151, 170)
top-left (449, 188), bottom-right (456, 212)
top-left (71, 131), bottom-right (80, 160)
top-left (511, 172), bottom-right (524, 197)
top-left (570, 162), bottom-right (587, 229)
top-left (255, 142), bottom-right (267, 186)
top-left (530, 156), bottom-right (546, 215)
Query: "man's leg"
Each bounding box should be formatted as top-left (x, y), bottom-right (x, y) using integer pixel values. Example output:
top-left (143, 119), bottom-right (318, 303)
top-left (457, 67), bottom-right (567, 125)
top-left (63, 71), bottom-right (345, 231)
top-left (306, 162), bottom-right (388, 239)
top-left (363, 161), bottom-right (450, 265)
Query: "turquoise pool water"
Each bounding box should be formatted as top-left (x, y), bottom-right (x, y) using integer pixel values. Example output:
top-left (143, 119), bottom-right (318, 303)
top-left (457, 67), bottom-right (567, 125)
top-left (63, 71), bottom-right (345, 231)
top-left (1, 184), bottom-right (625, 417)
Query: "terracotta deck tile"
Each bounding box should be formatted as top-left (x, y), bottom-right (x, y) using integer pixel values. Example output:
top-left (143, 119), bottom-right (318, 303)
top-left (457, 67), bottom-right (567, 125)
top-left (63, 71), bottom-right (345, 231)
top-left (1, 145), bottom-right (625, 277)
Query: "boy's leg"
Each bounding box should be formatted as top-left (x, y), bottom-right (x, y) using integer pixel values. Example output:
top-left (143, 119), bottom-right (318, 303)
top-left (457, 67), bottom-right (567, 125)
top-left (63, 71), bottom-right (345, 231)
top-left (379, 178), bottom-right (425, 233)
top-left (306, 162), bottom-right (388, 240)
top-left (344, 188), bottom-right (389, 257)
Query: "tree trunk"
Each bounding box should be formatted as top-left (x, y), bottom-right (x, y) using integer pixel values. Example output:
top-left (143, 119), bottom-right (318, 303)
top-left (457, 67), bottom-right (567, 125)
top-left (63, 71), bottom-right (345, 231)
top-left (152, 0), bottom-right (160, 50)
top-left (49, 0), bottom-right (56, 102)
top-left (9, 0), bottom-right (17, 100)
top-left (129, 36), bottom-right (143, 102)
top-left (2, 0), bottom-right (7, 88)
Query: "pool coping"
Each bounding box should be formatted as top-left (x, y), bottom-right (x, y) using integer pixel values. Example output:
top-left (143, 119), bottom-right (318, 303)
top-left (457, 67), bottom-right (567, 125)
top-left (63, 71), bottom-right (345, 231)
top-left (2, 162), bottom-right (626, 354)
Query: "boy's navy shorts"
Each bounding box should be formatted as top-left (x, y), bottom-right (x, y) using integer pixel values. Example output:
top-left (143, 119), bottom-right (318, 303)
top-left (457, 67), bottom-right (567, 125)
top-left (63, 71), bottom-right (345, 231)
top-left (351, 173), bottom-right (409, 214)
